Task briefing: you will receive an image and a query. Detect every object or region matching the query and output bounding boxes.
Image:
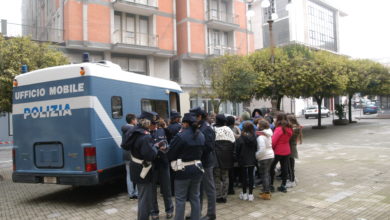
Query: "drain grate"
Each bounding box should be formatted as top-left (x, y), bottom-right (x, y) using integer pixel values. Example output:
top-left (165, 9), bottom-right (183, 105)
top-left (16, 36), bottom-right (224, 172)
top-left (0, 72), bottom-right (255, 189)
top-left (0, 175), bottom-right (3, 181)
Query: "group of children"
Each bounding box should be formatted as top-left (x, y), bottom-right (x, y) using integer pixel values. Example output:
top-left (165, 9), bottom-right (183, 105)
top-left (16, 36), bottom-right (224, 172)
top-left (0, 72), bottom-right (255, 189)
top-left (211, 110), bottom-right (303, 202)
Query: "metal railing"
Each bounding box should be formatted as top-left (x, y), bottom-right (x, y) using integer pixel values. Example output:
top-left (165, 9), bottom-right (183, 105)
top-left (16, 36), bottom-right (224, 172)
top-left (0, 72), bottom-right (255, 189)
top-left (113, 30), bottom-right (158, 47)
top-left (205, 10), bottom-right (239, 25)
top-left (208, 44), bottom-right (237, 56)
top-left (119, 0), bottom-right (158, 7)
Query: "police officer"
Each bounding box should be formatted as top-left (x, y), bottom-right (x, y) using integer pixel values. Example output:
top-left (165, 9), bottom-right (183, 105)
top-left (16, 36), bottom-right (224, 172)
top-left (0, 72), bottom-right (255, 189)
top-left (167, 111), bottom-right (182, 195)
top-left (150, 118), bottom-right (174, 220)
top-left (167, 111), bottom-right (182, 143)
top-left (123, 111), bottom-right (158, 220)
top-left (190, 107), bottom-right (217, 220)
top-left (168, 113), bottom-right (206, 220)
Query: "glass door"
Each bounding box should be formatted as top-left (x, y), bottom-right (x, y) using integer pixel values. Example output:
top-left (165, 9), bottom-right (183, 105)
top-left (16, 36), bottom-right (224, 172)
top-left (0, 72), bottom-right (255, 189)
top-left (139, 16), bottom-right (149, 46)
top-left (126, 15), bottom-right (135, 44)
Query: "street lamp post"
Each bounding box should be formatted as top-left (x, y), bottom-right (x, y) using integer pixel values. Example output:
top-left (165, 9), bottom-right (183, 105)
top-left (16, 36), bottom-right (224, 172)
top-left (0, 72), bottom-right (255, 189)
top-left (248, 0), bottom-right (291, 112)
top-left (261, 0), bottom-right (279, 111)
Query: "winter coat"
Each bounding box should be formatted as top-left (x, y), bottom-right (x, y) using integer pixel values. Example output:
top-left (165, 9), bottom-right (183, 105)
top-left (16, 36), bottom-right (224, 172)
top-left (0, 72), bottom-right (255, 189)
top-left (238, 120), bottom-right (257, 131)
top-left (124, 125), bottom-right (158, 184)
top-left (199, 121), bottom-right (217, 168)
top-left (289, 125), bottom-right (301, 159)
top-left (256, 128), bottom-right (274, 161)
top-left (121, 124), bottom-right (134, 161)
top-left (272, 126), bottom-right (293, 156)
top-left (236, 133), bottom-right (257, 167)
top-left (168, 127), bottom-right (206, 180)
top-left (214, 126), bottom-right (235, 169)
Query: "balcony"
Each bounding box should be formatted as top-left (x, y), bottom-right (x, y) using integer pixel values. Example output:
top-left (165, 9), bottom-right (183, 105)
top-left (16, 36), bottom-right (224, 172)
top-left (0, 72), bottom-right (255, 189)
top-left (207, 45), bottom-right (237, 56)
top-left (205, 10), bottom-right (240, 31)
top-left (112, 0), bottom-right (158, 16)
top-left (112, 30), bottom-right (159, 54)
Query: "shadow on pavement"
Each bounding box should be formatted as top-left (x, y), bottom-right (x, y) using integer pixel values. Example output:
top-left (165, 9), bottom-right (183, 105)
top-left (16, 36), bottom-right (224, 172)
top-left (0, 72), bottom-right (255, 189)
top-left (22, 180), bottom-right (127, 207)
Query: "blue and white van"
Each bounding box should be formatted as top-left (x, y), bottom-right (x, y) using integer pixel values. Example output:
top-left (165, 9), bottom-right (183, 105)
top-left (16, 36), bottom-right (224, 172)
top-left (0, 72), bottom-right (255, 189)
top-left (12, 61), bottom-right (182, 185)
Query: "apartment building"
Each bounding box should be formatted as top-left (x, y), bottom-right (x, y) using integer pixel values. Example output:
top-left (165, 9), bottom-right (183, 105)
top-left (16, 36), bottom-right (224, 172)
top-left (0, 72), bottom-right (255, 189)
top-left (249, 0), bottom-right (346, 114)
top-left (21, 0), bottom-right (254, 115)
top-left (22, 0), bottom-right (176, 80)
top-left (175, 0), bottom-right (254, 114)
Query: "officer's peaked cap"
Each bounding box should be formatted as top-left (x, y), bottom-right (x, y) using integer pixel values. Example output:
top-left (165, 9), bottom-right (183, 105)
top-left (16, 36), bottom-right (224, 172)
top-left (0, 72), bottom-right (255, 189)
top-left (170, 111), bottom-right (182, 119)
top-left (189, 107), bottom-right (205, 116)
top-left (182, 113), bottom-right (196, 124)
top-left (139, 111), bottom-right (159, 123)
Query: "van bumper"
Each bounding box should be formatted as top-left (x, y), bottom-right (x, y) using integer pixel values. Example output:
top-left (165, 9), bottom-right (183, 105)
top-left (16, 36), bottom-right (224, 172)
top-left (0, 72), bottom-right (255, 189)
top-left (12, 164), bottom-right (125, 186)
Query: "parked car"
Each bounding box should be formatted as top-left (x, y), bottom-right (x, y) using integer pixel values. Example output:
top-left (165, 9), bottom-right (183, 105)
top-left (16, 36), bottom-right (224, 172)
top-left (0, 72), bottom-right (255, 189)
top-left (304, 106), bottom-right (330, 119)
top-left (363, 105), bottom-right (378, 114)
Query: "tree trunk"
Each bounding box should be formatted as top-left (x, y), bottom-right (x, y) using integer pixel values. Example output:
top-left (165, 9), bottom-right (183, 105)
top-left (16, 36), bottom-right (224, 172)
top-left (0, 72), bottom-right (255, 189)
top-left (271, 98), bottom-right (278, 113)
top-left (276, 95), bottom-right (283, 111)
top-left (348, 94), bottom-right (353, 123)
top-left (315, 96), bottom-right (323, 128)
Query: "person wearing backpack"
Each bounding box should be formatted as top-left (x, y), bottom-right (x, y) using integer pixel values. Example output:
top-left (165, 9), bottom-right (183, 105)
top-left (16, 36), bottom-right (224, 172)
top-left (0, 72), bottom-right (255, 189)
top-left (236, 122), bottom-right (257, 201)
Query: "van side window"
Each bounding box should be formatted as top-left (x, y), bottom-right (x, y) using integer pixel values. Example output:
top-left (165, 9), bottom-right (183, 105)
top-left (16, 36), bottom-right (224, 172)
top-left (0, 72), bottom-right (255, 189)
top-left (141, 99), bottom-right (168, 119)
top-left (111, 96), bottom-right (123, 119)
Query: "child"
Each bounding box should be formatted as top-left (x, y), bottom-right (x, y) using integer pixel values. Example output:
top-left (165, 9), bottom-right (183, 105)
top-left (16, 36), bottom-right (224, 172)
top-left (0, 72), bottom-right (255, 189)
top-left (286, 114), bottom-right (303, 188)
top-left (269, 113), bottom-right (293, 193)
top-left (256, 119), bottom-right (274, 200)
top-left (236, 122), bottom-right (258, 201)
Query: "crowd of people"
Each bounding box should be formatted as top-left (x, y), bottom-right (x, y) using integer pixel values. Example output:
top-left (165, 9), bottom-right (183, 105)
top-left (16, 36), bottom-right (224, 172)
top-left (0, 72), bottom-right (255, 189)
top-left (120, 107), bottom-right (303, 220)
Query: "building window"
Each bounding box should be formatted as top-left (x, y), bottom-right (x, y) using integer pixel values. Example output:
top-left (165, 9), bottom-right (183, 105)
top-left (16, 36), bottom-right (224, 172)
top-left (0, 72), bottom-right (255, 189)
top-left (307, 1), bottom-right (336, 51)
top-left (141, 99), bottom-right (169, 119)
top-left (112, 55), bottom-right (147, 75)
top-left (208, 29), bottom-right (234, 55)
top-left (111, 96), bottom-right (123, 119)
top-left (113, 12), bottom-right (156, 47)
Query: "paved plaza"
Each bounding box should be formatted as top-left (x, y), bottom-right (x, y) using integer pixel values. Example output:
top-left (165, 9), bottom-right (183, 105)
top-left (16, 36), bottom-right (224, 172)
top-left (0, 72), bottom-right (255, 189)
top-left (0, 119), bottom-right (389, 220)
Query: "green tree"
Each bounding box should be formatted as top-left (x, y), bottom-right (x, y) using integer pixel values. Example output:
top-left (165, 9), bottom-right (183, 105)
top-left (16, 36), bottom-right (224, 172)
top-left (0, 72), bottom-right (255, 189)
top-left (343, 59), bottom-right (374, 123)
top-left (282, 44), bottom-right (315, 98)
top-left (206, 55), bottom-right (261, 112)
top-left (0, 36), bottom-right (68, 112)
top-left (303, 50), bottom-right (348, 128)
top-left (363, 61), bottom-right (390, 96)
top-left (249, 48), bottom-right (289, 111)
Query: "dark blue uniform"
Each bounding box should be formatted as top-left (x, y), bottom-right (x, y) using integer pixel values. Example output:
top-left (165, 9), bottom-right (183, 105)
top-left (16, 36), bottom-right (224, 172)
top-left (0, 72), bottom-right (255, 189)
top-left (150, 128), bottom-right (174, 217)
top-left (198, 120), bottom-right (217, 220)
top-left (167, 122), bottom-right (181, 143)
top-left (124, 125), bottom-right (157, 220)
top-left (168, 127), bottom-right (206, 220)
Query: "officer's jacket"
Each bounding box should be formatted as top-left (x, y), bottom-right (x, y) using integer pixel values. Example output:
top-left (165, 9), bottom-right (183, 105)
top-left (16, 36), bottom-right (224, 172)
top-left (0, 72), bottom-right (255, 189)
top-left (168, 127), bottom-right (205, 179)
top-left (126, 125), bottom-right (158, 184)
top-left (199, 121), bottom-right (217, 168)
top-left (167, 122), bottom-right (181, 143)
top-left (150, 128), bottom-right (169, 166)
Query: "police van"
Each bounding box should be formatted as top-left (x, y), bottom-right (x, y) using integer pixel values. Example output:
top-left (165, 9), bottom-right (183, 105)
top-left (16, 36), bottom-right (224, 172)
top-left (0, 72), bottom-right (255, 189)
top-left (12, 60), bottom-right (182, 185)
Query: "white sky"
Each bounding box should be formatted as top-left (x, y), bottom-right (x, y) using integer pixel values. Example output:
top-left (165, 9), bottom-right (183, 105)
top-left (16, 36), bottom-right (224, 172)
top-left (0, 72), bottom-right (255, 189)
top-left (0, 0), bottom-right (389, 62)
